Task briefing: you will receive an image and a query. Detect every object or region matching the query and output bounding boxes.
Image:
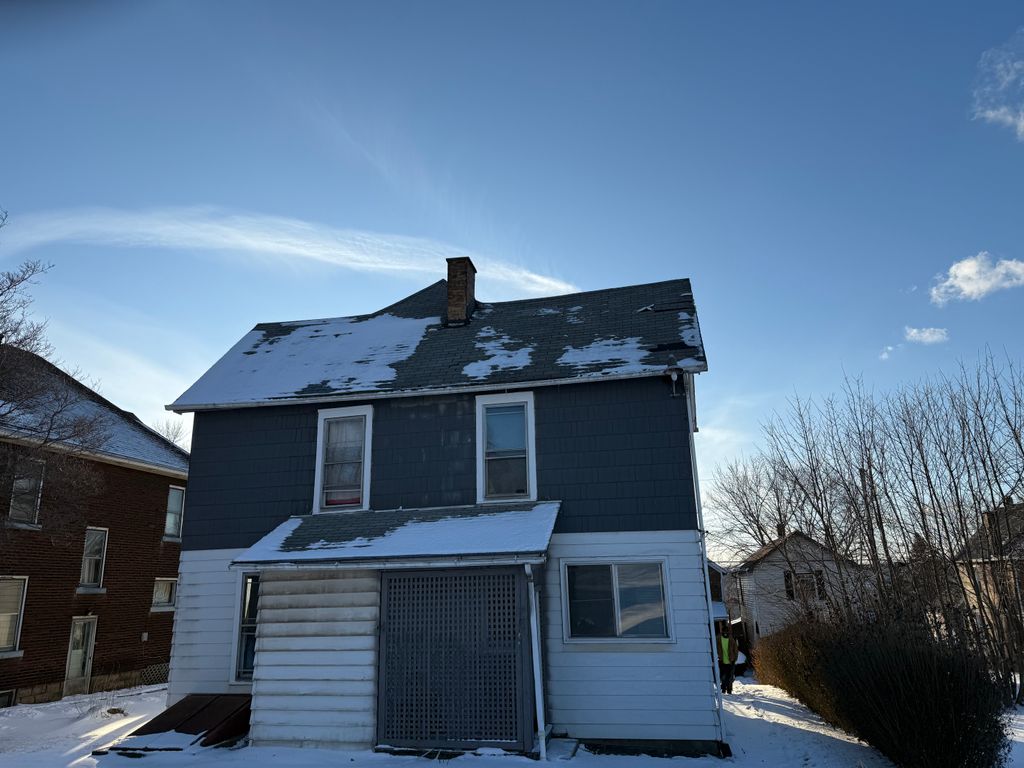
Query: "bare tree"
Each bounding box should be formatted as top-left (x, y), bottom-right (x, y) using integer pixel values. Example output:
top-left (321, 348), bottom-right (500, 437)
top-left (151, 417), bottom-right (189, 449)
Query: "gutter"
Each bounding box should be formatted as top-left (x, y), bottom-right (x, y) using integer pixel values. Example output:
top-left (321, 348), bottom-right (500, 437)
top-left (229, 553), bottom-right (548, 571)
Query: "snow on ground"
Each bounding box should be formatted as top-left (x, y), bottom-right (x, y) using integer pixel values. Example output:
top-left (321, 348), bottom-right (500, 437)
top-left (2, 677), bottom-right (1023, 768)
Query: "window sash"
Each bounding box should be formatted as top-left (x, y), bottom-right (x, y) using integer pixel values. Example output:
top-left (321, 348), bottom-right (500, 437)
top-left (483, 403), bottom-right (529, 499)
top-left (152, 579), bottom-right (177, 607)
top-left (0, 578), bottom-right (27, 653)
top-left (321, 416), bottom-right (366, 509)
top-left (566, 562), bottom-right (669, 639)
top-left (8, 459), bottom-right (44, 524)
top-left (80, 529), bottom-right (107, 587)
top-left (236, 574), bottom-right (260, 680)
top-left (165, 487), bottom-right (185, 537)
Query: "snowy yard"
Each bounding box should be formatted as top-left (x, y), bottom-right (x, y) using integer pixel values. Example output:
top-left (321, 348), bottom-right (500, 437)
top-left (2, 678), bottom-right (1023, 768)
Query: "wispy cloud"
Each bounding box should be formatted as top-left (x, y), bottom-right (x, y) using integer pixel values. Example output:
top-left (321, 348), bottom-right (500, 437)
top-left (973, 28), bottom-right (1024, 140)
top-left (879, 345), bottom-right (897, 361)
top-left (904, 326), bottom-right (949, 344)
top-left (931, 251), bottom-right (1024, 305)
top-left (2, 207), bottom-right (577, 298)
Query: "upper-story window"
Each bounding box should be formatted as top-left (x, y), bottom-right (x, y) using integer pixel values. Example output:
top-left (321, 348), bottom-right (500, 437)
top-left (8, 459), bottom-right (44, 525)
top-left (79, 528), bottom-right (108, 588)
top-left (313, 405), bottom-right (373, 512)
top-left (164, 486), bottom-right (185, 538)
top-left (475, 392), bottom-right (537, 503)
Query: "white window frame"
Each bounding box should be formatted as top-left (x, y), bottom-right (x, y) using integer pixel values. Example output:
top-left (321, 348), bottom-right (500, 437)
top-left (229, 571), bottom-right (260, 684)
top-left (8, 458), bottom-right (45, 526)
top-left (78, 527), bottom-right (108, 589)
top-left (475, 392), bottom-right (537, 504)
top-left (312, 405), bottom-right (373, 513)
top-left (0, 576), bottom-right (28, 656)
top-left (559, 557), bottom-right (674, 644)
top-left (164, 485), bottom-right (186, 540)
top-left (151, 578), bottom-right (178, 612)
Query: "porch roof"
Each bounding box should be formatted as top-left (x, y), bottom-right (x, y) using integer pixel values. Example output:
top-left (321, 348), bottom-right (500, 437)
top-left (231, 501), bottom-right (561, 568)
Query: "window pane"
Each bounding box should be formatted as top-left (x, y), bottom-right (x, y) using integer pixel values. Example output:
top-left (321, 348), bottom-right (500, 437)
top-left (325, 462), bottom-right (361, 487)
top-left (617, 563), bottom-right (668, 637)
top-left (0, 581), bottom-right (24, 614)
top-left (9, 461), bottom-right (43, 523)
top-left (153, 580), bottom-right (175, 606)
top-left (242, 575), bottom-right (260, 621)
top-left (485, 456), bottom-right (528, 497)
top-left (567, 565), bottom-right (616, 637)
top-left (485, 405), bottom-right (526, 454)
top-left (0, 615), bottom-right (17, 651)
top-left (83, 530), bottom-right (105, 558)
top-left (237, 630), bottom-right (257, 679)
top-left (166, 487), bottom-right (184, 515)
top-left (322, 417), bottom-right (364, 507)
top-left (326, 418), bottom-right (364, 461)
top-left (165, 509), bottom-right (182, 537)
top-left (81, 558), bottom-right (101, 586)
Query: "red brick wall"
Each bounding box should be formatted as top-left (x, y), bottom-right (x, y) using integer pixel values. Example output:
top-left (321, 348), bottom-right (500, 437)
top-left (0, 451), bottom-right (184, 702)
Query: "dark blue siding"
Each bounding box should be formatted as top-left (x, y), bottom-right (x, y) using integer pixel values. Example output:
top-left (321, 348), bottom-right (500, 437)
top-left (181, 378), bottom-right (697, 550)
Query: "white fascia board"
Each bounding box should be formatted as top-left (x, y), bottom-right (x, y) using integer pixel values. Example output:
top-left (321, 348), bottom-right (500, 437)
top-left (166, 366), bottom-right (707, 414)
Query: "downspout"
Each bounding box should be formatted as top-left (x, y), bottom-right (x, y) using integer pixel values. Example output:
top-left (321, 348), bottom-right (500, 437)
top-left (525, 564), bottom-right (547, 761)
top-left (684, 373), bottom-right (727, 746)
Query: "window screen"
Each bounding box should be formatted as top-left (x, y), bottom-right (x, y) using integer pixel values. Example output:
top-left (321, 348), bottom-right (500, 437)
top-left (483, 404), bottom-right (528, 498)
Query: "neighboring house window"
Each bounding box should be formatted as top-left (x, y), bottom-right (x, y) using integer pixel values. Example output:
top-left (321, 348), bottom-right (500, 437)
top-left (152, 578), bottom-right (177, 609)
top-left (784, 570), bottom-right (826, 601)
top-left (0, 690), bottom-right (14, 708)
top-left (79, 528), bottom-right (108, 588)
top-left (564, 561), bottom-right (669, 639)
top-left (235, 574), bottom-right (260, 681)
top-left (475, 392), bottom-right (537, 502)
top-left (313, 406), bottom-right (373, 512)
top-left (164, 486), bottom-right (185, 538)
top-left (8, 459), bottom-right (44, 525)
top-left (0, 577), bottom-right (28, 653)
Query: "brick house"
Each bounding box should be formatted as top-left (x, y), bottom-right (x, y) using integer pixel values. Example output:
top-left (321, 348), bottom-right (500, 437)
top-left (164, 259), bottom-right (726, 756)
top-left (0, 353), bottom-right (190, 705)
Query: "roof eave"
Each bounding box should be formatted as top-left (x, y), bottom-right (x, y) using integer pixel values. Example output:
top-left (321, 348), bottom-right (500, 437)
top-left (167, 364), bottom-right (708, 414)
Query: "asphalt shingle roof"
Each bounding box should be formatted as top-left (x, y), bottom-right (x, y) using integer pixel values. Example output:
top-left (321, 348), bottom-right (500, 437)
top-left (170, 277), bottom-right (706, 411)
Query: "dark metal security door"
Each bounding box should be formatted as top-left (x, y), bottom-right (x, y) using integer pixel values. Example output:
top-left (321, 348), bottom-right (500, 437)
top-left (377, 567), bottom-right (534, 751)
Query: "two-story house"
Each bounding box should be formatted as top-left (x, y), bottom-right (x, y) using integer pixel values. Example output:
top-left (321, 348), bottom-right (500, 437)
top-left (1, 351), bottom-right (189, 705)
top-left (164, 258), bottom-right (723, 756)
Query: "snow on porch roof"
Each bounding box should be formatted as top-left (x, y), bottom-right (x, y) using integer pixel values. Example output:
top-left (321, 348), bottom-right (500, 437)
top-left (232, 501), bottom-right (562, 567)
top-left (169, 278), bottom-right (707, 412)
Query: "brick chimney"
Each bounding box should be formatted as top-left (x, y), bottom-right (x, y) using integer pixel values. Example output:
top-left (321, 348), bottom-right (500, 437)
top-left (446, 257), bottom-right (477, 325)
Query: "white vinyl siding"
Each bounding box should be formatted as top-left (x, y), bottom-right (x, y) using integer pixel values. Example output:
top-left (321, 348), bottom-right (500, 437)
top-left (249, 569), bottom-right (380, 750)
top-left (168, 549), bottom-right (253, 704)
top-left (543, 530), bottom-right (720, 742)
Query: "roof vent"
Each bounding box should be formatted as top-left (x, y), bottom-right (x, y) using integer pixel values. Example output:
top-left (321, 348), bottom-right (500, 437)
top-left (446, 257), bottom-right (477, 326)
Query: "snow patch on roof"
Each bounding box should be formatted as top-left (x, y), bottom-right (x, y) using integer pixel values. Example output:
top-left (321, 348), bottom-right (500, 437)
top-left (233, 502), bottom-right (561, 564)
top-left (462, 326), bottom-right (534, 380)
top-left (556, 337), bottom-right (662, 376)
top-left (678, 311), bottom-right (702, 348)
top-left (172, 313), bottom-right (438, 406)
top-left (566, 305), bottom-right (583, 324)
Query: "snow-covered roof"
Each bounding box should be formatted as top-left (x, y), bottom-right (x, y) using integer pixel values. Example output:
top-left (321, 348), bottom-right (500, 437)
top-left (170, 278), bottom-right (706, 411)
top-left (1, 350), bottom-right (189, 476)
top-left (232, 501), bottom-right (561, 566)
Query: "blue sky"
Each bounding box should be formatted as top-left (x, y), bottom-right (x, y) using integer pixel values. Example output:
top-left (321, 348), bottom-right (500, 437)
top-left (2, 2), bottom-right (1024, 516)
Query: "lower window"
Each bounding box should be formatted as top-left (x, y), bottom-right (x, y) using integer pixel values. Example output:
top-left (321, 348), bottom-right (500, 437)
top-left (0, 577), bottom-right (28, 652)
top-left (235, 574), bottom-right (260, 681)
top-left (152, 578), bottom-right (177, 609)
top-left (0, 690), bottom-right (14, 708)
top-left (565, 561), bottom-right (669, 639)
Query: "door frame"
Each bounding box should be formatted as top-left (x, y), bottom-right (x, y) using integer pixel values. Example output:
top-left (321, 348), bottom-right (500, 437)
top-left (63, 615), bottom-right (98, 697)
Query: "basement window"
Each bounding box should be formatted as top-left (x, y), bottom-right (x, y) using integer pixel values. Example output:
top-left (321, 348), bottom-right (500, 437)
top-left (0, 690), bottom-right (14, 708)
top-left (476, 392), bottom-right (537, 502)
top-left (313, 406), bottom-right (372, 512)
top-left (8, 459), bottom-right (44, 525)
top-left (563, 561), bottom-right (670, 640)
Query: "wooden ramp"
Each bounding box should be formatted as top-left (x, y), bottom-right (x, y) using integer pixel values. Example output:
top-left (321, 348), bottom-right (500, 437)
top-left (102, 694), bottom-right (251, 753)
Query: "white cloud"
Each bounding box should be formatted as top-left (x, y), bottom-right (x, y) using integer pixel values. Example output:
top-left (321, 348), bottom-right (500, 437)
top-left (904, 326), bottom-right (949, 345)
top-left (973, 28), bottom-right (1024, 140)
top-left (879, 345), bottom-right (896, 361)
top-left (930, 251), bottom-right (1024, 305)
top-left (1, 207), bottom-right (577, 299)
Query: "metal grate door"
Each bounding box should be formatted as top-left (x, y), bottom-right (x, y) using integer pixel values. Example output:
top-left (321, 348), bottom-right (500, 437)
top-left (377, 568), bottom-right (533, 751)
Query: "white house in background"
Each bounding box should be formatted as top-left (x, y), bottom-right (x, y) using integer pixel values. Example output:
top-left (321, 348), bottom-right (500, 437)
top-left (160, 259), bottom-right (728, 757)
top-left (733, 530), bottom-right (857, 647)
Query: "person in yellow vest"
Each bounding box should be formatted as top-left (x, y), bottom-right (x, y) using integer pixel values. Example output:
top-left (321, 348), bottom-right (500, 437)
top-left (716, 622), bottom-right (738, 694)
